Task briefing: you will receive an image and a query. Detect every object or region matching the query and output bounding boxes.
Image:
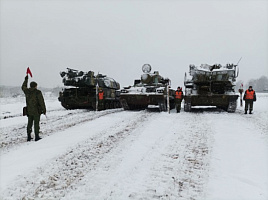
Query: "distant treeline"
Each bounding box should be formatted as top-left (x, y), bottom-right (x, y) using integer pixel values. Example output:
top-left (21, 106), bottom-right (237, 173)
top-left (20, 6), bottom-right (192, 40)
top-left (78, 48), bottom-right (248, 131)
top-left (236, 76), bottom-right (268, 92)
top-left (1, 76), bottom-right (268, 98)
top-left (0, 86), bottom-right (61, 98)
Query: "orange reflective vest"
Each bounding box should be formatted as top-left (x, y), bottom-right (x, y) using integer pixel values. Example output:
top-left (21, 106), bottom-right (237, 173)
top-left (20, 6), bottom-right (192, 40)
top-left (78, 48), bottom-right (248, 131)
top-left (98, 91), bottom-right (104, 100)
top-left (244, 89), bottom-right (255, 100)
top-left (175, 90), bottom-right (183, 99)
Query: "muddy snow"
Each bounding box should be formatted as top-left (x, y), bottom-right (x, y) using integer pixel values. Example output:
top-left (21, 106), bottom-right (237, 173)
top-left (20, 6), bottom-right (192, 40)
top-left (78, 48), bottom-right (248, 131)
top-left (0, 93), bottom-right (267, 200)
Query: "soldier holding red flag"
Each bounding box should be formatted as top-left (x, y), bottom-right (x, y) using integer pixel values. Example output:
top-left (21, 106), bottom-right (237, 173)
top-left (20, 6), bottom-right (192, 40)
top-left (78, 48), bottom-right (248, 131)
top-left (21, 68), bottom-right (46, 141)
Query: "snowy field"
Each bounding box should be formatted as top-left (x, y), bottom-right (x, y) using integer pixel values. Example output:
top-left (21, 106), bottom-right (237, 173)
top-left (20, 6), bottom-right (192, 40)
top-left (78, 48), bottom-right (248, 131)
top-left (0, 93), bottom-right (267, 200)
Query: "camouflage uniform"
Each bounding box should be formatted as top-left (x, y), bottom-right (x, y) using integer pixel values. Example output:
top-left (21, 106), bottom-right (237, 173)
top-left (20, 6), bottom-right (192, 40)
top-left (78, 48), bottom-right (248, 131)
top-left (21, 76), bottom-right (46, 141)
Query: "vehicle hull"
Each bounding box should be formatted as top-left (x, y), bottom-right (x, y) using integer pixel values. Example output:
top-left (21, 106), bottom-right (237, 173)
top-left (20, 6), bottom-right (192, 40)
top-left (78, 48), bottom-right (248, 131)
top-left (184, 94), bottom-right (238, 106)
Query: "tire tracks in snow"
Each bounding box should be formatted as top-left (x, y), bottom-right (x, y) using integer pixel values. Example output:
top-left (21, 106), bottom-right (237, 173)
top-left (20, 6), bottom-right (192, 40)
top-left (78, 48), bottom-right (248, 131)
top-left (123, 112), bottom-right (214, 200)
top-left (0, 108), bottom-right (63, 120)
top-left (1, 111), bottom-right (153, 200)
top-left (62, 112), bottom-right (214, 200)
top-left (173, 113), bottom-right (214, 199)
top-left (0, 108), bottom-right (123, 153)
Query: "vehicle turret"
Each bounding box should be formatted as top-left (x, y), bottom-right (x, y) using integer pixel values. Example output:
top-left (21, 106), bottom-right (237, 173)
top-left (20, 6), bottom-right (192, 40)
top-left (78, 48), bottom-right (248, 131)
top-left (120, 64), bottom-right (175, 111)
top-left (58, 68), bottom-right (121, 110)
top-left (184, 63), bottom-right (239, 112)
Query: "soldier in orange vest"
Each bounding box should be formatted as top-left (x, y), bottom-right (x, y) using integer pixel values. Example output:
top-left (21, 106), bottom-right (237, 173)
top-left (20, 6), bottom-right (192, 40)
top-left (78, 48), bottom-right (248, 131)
top-left (243, 86), bottom-right (256, 114)
top-left (175, 86), bottom-right (184, 113)
top-left (98, 88), bottom-right (104, 110)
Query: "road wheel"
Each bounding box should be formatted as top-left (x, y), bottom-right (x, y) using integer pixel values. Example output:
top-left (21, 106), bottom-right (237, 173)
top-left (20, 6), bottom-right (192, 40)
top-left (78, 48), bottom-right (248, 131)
top-left (105, 102), bottom-right (110, 110)
top-left (184, 99), bottom-right (191, 112)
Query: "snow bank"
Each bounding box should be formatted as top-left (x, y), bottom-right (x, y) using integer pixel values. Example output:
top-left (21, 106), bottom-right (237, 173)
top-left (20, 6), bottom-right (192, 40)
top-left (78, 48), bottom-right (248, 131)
top-left (0, 93), bottom-right (267, 199)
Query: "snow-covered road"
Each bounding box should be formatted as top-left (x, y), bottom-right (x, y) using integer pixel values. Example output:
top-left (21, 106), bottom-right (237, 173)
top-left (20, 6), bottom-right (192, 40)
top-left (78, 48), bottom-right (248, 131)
top-left (0, 93), bottom-right (267, 199)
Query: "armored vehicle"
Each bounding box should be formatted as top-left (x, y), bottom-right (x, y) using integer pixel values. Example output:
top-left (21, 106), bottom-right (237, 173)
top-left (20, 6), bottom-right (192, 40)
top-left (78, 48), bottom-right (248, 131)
top-left (120, 64), bottom-right (175, 111)
top-left (184, 63), bottom-right (239, 112)
top-left (58, 68), bottom-right (121, 110)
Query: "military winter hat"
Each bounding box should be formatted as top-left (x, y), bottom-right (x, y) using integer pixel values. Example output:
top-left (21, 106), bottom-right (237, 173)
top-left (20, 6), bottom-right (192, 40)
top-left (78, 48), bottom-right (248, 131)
top-left (30, 81), bottom-right (37, 88)
top-left (249, 86), bottom-right (252, 88)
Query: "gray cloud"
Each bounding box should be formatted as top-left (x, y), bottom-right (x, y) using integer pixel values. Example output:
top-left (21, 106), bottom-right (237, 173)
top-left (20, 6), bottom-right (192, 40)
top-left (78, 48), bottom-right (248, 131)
top-left (1, 0), bottom-right (267, 89)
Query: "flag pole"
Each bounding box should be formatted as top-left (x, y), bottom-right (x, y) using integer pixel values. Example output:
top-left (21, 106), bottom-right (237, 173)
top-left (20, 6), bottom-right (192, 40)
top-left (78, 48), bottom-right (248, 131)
top-left (96, 82), bottom-right (99, 111)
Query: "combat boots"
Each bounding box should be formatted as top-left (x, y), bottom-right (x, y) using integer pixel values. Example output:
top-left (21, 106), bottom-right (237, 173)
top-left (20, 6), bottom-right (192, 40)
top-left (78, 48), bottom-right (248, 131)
top-left (244, 110), bottom-right (247, 114)
top-left (249, 110), bottom-right (252, 114)
top-left (27, 133), bottom-right (33, 141)
top-left (35, 137), bottom-right (42, 141)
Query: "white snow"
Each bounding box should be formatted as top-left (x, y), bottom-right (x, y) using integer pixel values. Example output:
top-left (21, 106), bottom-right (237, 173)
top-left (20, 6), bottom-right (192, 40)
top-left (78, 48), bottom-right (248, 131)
top-left (205, 93), bottom-right (268, 200)
top-left (121, 86), bottom-right (166, 95)
top-left (0, 93), bottom-right (267, 199)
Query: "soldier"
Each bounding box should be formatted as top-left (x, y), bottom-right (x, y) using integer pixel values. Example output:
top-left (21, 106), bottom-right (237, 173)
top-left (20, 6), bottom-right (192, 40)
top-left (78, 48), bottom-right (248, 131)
top-left (98, 88), bottom-right (104, 110)
top-left (243, 86), bottom-right (256, 114)
top-left (175, 86), bottom-right (184, 113)
top-left (21, 75), bottom-right (46, 141)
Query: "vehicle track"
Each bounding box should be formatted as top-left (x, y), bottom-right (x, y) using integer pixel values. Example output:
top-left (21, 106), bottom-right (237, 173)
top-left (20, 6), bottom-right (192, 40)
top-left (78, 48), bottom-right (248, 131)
top-left (0, 108), bottom-right (123, 153)
top-left (1, 111), bottom-right (153, 199)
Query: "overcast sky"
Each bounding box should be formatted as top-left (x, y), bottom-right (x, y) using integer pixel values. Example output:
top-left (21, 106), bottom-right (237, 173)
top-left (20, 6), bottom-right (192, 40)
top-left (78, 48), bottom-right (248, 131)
top-left (0, 0), bottom-right (267, 89)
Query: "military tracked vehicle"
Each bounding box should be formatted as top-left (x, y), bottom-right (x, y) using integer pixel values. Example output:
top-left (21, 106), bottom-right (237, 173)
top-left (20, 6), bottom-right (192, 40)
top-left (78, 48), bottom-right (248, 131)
top-left (120, 64), bottom-right (175, 111)
top-left (58, 68), bottom-right (121, 110)
top-left (184, 63), bottom-right (239, 112)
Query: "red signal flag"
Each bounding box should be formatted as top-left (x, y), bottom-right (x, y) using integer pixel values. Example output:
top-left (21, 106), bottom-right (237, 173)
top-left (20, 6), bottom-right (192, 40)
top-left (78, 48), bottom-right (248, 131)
top-left (26, 67), bottom-right (33, 77)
